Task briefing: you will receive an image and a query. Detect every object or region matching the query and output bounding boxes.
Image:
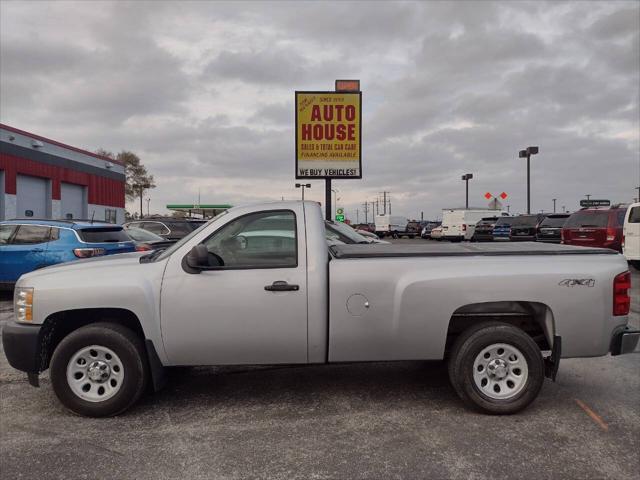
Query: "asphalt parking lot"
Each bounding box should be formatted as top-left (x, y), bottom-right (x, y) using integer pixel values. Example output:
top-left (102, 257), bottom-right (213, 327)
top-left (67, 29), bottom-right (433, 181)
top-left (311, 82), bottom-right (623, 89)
top-left (1, 241), bottom-right (639, 480)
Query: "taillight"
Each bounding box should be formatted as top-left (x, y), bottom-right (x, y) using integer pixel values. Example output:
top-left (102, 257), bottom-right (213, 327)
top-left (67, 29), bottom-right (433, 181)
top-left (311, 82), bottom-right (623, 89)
top-left (136, 244), bottom-right (152, 252)
top-left (606, 227), bottom-right (616, 242)
top-left (73, 248), bottom-right (106, 258)
top-left (613, 271), bottom-right (631, 316)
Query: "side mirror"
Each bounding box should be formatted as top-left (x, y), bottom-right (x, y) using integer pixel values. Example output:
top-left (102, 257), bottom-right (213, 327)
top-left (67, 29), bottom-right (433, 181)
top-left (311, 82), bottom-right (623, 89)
top-left (183, 245), bottom-right (224, 274)
top-left (186, 245), bottom-right (210, 269)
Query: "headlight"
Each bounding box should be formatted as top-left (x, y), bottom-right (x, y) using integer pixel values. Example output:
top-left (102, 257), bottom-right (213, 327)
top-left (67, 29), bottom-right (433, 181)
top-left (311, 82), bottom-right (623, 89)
top-left (15, 287), bottom-right (34, 323)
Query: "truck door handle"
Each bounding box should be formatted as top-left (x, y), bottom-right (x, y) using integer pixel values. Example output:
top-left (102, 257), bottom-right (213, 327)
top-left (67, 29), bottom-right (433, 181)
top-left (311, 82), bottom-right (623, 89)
top-left (265, 281), bottom-right (299, 292)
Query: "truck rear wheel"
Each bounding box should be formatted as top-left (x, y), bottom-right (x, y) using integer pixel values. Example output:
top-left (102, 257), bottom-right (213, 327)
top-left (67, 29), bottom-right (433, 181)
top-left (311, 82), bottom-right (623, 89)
top-left (50, 322), bottom-right (148, 417)
top-left (448, 322), bottom-right (544, 414)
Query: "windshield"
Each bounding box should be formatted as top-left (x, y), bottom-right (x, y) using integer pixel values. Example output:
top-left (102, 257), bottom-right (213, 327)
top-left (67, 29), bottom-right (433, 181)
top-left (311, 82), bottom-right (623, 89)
top-left (564, 211), bottom-right (609, 228)
top-left (325, 221), bottom-right (371, 244)
top-left (540, 215), bottom-right (569, 228)
top-left (510, 216), bottom-right (540, 227)
top-left (152, 211), bottom-right (228, 262)
top-left (78, 227), bottom-right (132, 243)
top-left (495, 217), bottom-right (512, 226)
top-left (125, 227), bottom-right (164, 242)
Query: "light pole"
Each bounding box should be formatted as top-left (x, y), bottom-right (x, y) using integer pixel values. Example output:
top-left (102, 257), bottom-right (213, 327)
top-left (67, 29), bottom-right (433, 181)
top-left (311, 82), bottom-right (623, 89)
top-left (518, 146), bottom-right (539, 214)
top-left (146, 198), bottom-right (151, 217)
top-left (552, 198), bottom-right (556, 213)
top-left (295, 183), bottom-right (311, 201)
top-left (585, 194), bottom-right (591, 202)
top-left (461, 174), bottom-right (473, 209)
top-left (506, 205), bottom-right (510, 214)
top-left (331, 189), bottom-right (339, 219)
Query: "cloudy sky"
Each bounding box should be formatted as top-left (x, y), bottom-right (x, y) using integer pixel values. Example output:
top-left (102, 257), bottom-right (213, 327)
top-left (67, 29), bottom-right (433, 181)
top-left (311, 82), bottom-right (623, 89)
top-left (1, 1), bottom-right (638, 220)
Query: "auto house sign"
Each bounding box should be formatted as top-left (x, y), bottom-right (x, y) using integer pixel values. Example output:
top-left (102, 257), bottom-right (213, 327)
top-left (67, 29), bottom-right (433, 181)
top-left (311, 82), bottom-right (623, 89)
top-left (295, 90), bottom-right (362, 179)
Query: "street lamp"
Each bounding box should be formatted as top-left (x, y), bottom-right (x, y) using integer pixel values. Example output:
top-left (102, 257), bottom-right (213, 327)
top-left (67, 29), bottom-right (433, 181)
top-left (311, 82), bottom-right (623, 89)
top-left (331, 188), bottom-right (339, 219)
top-left (518, 146), bottom-right (539, 214)
top-left (552, 198), bottom-right (557, 213)
top-left (461, 173), bottom-right (473, 209)
top-left (295, 183), bottom-right (311, 201)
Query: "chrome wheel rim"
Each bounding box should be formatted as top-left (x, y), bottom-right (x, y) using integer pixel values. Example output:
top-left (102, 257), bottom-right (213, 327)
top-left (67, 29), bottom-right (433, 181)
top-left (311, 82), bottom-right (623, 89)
top-left (66, 345), bottom-right (124, 402)
top-left (473, 343), bottom-right (528, 400)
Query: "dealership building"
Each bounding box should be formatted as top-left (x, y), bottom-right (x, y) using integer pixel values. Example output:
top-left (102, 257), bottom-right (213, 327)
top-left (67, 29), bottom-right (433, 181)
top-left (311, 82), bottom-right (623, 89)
top-left (0, 124), bottom-right (126, 223)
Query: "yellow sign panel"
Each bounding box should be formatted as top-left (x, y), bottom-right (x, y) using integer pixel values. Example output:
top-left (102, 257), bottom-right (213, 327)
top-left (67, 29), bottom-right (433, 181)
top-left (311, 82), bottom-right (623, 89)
top-left (295, 91), bottom-right (361, 179)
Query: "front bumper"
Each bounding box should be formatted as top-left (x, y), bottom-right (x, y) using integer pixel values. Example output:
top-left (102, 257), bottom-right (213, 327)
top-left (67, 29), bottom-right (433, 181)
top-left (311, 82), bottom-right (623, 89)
top-left (611, 327), bottom-right (640, 356)
top-left (2, 322), bottom-right (42, 373)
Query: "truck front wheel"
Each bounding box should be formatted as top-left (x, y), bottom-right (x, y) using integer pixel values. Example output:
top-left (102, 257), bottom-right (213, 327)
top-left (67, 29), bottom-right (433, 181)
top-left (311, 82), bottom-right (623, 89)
top-left (448, 322), bottom-right (544, 414)
top-left (50, 322), bottom-right (148, 417)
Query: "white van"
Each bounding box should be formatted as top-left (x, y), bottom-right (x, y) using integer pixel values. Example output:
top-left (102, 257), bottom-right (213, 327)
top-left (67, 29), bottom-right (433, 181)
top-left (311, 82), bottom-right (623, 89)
top-left (623, 202), bottom-right (640, 268)
top-left (441, 208), bottom-right (506, 241)
top-left (375, 214), bottom-right (408, 238)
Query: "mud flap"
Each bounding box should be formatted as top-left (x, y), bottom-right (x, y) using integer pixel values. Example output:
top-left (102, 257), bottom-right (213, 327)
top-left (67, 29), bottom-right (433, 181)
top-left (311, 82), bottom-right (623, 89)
top-left (544, 335), bottom-right (562, 382)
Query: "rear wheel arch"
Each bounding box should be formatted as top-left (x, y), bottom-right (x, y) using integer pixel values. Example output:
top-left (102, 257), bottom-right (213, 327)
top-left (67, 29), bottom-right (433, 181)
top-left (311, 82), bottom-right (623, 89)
top-left (444, 301), bottom-right (555, 357)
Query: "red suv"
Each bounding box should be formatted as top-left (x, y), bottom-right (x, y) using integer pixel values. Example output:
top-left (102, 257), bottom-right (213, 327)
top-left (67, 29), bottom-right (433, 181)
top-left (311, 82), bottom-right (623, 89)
top-left (561, 207), bottom-right (626, 252)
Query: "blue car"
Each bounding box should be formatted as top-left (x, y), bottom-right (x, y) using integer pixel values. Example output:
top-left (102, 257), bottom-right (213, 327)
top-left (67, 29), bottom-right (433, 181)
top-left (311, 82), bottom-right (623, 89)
top-left (492, 216), bottom-right (512, 241)
top-left (0, 219), bottom-right (136, 289)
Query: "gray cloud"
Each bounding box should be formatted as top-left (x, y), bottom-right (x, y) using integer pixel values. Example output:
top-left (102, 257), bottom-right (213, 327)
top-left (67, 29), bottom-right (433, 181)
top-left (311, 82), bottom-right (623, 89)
top-left (0, 0), bottom-right (638, 220)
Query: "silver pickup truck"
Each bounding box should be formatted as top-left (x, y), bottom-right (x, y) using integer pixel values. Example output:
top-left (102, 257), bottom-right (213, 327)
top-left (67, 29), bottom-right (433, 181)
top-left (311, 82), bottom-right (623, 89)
top-left (3, 201), bottom-right (638, 417)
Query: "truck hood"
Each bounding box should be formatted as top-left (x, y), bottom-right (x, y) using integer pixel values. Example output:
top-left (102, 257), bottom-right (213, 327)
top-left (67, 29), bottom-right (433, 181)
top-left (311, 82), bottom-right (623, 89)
top-left (18, 252), bottom-right (149, 284)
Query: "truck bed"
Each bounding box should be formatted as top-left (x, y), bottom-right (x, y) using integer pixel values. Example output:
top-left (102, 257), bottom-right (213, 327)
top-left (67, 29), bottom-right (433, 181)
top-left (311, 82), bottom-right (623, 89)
top-left (330, 242), bottom-right (618, 259)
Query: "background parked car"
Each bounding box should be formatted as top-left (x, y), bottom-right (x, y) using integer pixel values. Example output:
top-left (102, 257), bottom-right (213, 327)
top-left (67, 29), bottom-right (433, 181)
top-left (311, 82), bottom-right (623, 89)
top-left (429, 226), bottom-right (444, 240)
top-left (561, 206), bottom-right (626, 252)
top-left (123, 218), bottom-right (206, 240)
top-left (441, 209), bottom-right (505, 242)
top-left (355, 229), bottom-right (381, 241)
top-left (509, 214), bottom-right (547, 242)
top-left (421, 221), bottom-right (442, 239)
top-left (492, 216), bottom-right (513, 241)
top-left (0, 219), bottom-right (136, 290)
top-left (471, 217), bottom-right (499, 242)
top-left (623, 202), bottom-right (640, 268)
top-left (123, 226), bottom-right (177, 251)
top-left (325, 220), bottom-right (388, 245)
top-left (536, 213), bottom-right (570, 243)
top-left (375, 214), bottom-right (409, 238)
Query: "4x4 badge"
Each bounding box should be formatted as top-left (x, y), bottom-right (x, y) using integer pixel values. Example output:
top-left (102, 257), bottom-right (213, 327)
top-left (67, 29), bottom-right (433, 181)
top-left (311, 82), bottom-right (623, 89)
top-left (559, 279), bottom-right (595, 287)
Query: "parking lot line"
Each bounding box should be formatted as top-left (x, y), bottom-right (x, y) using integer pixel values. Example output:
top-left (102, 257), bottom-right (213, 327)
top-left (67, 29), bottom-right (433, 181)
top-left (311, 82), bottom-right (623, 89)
top-left (575, 398), bottom-right (609, 431)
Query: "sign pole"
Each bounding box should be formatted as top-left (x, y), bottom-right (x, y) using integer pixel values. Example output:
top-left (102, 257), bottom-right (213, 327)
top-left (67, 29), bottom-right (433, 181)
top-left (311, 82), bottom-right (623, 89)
top-left (325, 178), bottom-right (332, 221)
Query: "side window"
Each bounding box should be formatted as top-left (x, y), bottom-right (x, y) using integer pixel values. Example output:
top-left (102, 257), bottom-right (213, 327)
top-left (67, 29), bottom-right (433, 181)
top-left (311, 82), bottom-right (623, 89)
top-left (202, 210), bottom-right (297, 268)
top-left (0, 225), bottom-right (17, 245)
top-left (629, 207), bottom-right (640, 224)
top-left (12, 226), bottom-right (51, 245)
top-left (616, 211), bottom-right (626, 225)
top-left (144, 222), bottom-right (169, 235)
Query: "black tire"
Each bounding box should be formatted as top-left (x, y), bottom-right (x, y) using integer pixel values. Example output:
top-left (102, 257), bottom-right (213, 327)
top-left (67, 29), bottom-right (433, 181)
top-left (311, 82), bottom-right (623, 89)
top-left (448, 322), bottom-right (545, 415)
top-left (50, 322), bottom-right (148, 417)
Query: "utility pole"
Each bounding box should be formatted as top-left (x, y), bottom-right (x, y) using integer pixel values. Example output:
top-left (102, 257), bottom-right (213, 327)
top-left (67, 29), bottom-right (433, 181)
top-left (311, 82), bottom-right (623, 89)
top-left (382, 191), bottom-right (388, 215)
top-left (421, 211), bottom-right (424, 221)
top-left (146, 198), bottom-right (151, 217)
top-left (363, 202), bottom-right (369, 223)
top-left (507, 205), bottom-right (510, 214)
top-left (356, 209), bottom-right (359, 224)
top-left (634, 186), bottom-right (639, 202)
top-left (552, 198), bottom-right (557, 213)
